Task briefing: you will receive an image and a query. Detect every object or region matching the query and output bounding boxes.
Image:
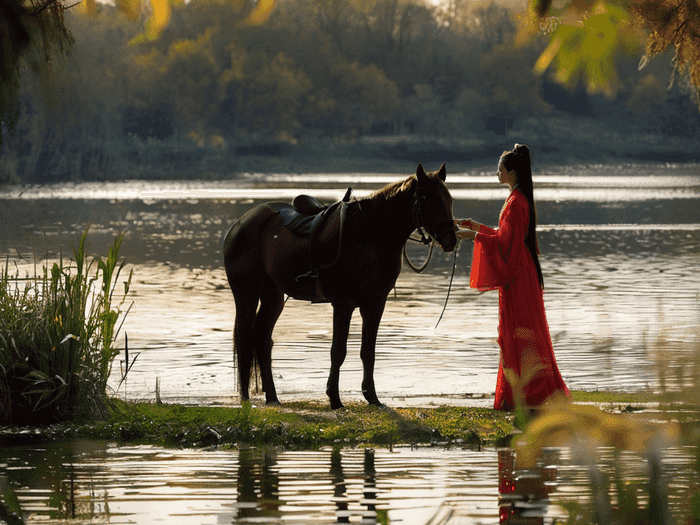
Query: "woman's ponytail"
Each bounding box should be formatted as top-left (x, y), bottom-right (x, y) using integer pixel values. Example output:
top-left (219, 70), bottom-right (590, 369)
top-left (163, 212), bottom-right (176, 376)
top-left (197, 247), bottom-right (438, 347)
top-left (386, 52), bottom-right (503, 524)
top-left (501, 144), bottom-right (544, 289)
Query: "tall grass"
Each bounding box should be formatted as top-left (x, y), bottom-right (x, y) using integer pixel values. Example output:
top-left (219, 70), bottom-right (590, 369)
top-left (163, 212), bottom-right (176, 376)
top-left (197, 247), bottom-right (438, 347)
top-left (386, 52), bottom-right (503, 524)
top-left (0, 229), bottom-right (132, 424)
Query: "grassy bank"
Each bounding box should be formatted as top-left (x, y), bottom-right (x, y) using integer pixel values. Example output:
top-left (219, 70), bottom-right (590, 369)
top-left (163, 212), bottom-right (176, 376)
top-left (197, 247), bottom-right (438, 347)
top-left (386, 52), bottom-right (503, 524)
top-left (0, 390), bottom-right (667, 450)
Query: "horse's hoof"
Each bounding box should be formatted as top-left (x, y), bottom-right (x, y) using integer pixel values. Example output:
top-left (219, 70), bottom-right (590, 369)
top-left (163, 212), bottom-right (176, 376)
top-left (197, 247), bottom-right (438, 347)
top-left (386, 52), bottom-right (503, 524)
top-left (330, 400), bottom-right (345, 410)
top-left (266, 399), bottom-right (281, 407)
top-left (369, 400), bottom-right (387, 410)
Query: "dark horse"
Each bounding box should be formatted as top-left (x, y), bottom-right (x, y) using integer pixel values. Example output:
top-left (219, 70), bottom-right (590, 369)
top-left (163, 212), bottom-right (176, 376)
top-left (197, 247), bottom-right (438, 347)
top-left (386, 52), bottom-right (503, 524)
top-left (223, 163), bottom-right (457, 409)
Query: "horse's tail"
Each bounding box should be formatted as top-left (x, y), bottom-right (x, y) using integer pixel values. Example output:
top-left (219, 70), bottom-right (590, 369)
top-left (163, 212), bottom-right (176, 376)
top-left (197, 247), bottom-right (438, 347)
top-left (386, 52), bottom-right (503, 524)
top-left (223, 211), bottom-right (266, 398)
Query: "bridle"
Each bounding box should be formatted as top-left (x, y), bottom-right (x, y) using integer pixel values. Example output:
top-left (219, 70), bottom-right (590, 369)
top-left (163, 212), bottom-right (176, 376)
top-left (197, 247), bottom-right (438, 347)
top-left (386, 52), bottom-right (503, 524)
top-left (405, 180), bottom-right (458, 329)
top-left (411, 182), bottom-right (455, 246)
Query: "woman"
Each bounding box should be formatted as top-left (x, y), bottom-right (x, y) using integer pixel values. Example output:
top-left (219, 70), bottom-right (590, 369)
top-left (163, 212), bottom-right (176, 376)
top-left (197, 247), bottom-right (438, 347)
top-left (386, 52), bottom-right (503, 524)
top-left (456, 144), bottom-right (569, 411)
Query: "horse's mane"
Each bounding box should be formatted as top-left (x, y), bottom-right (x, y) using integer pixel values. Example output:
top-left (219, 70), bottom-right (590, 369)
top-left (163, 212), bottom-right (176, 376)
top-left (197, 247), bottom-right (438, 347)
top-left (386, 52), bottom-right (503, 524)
top-left (364, 174), bottom-right (416, 204)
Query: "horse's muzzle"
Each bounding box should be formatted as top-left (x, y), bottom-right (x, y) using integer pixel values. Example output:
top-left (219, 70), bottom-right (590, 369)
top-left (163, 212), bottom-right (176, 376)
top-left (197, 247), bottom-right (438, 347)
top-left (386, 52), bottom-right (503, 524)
top-left (434, 225), bottom-right (457, 253)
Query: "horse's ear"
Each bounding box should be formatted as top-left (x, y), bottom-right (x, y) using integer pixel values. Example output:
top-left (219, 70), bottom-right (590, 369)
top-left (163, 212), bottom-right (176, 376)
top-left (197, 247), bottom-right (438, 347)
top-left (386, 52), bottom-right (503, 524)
top-left (416, 163), bottom-right (428, 185)
top-left (438, 163), bottom-right (446, 181)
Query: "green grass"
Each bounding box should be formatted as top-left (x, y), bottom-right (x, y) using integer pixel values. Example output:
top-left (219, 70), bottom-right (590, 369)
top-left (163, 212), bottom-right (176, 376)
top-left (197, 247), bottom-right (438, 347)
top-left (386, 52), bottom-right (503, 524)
top-left (14, 400), bottom-right (513, 449)
top-left (0, 390), bottom-right (672, 449)
top-left (0, 229), bottom-right (132, 425)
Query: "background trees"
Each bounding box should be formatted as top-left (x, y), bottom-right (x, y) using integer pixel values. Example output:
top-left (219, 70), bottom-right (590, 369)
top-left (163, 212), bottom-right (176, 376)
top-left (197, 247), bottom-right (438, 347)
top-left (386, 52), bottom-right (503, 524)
top-left (2, 0), bottom-right (699, 181)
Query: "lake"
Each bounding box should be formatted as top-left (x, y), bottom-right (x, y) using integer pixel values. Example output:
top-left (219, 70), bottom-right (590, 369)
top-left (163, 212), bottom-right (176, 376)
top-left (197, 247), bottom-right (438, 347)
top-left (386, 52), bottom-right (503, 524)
top-left (1, 161), bottom-right (699, 524)
top-left (2, 162), bottom-right (698, 407)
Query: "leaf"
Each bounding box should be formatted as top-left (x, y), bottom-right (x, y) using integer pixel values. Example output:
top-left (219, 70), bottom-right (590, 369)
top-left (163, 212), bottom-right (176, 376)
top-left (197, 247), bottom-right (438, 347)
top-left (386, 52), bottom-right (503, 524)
top-left (128, 0), bottom-right (172, 44)
top-left (78, 0), bottom-right (98, 17)
top-left (59, 334), bottom-right (79, 345)
top-left (239, 0), bottom-right (276, 26)
top-left (531, 1), bottom-right (641, 96)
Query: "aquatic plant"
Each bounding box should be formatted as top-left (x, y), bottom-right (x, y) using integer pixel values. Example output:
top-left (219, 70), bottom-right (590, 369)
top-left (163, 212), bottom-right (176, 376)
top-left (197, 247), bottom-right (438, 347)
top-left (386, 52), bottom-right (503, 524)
top-left (0, 229), bottom-right (132, 424)
top-left (513, 400), bottom-right (682, 523)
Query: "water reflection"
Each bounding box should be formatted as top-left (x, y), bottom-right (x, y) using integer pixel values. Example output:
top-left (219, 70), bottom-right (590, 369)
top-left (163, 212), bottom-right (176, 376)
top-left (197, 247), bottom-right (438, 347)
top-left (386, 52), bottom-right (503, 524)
top-left (2, 439), bottom-right (699, 523)
top-left (498, 448), bottom-right (558, 524)
top-left (237, 447), bottom-right (280, 521)
top-left (0, 442), bottom-right (509, 524)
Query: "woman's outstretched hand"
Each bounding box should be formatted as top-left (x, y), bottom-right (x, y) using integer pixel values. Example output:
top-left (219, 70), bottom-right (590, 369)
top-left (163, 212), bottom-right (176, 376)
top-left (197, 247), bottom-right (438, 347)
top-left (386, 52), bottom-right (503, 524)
top-left (454, 218), bottom-right (478, 240)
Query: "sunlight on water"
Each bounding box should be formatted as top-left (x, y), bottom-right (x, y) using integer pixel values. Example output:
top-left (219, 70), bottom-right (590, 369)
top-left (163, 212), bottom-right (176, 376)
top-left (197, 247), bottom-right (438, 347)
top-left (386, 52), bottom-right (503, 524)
top-left (0, 441), bottom-right (697, 524)
top-left (2, 165), bottom-right (698, 202)
top-left (1, 164), bottom-right (699, 524)
top-left (0, 164), bottom-right (698, 407)
top-left (0, 442), bottom-right (505, 524)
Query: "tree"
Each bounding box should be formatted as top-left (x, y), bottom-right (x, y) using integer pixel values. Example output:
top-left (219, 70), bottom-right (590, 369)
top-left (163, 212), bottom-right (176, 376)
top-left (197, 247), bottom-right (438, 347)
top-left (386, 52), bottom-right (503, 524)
top-left (232, 51), bottom-right (313, 133)
top-left (159, 28), bottom-right (221, 128)
top-left (1, 0), bottom-right (73, 142)
top-left (0, 0), bottom-right (277, 140)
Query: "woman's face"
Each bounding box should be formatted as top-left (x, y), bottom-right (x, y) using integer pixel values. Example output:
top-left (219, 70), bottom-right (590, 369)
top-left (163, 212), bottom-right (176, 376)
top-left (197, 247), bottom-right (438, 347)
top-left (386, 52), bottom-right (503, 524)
top-left (497, 161), bottom-right (516, 186)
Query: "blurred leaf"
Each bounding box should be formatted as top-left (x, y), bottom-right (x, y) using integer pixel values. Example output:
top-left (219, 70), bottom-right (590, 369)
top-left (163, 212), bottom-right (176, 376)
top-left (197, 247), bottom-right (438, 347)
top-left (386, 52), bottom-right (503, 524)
top-left (512, 400), bottom-right (680, 469)
top-left (78, 0), bottom-right (98, 17)
top-left (145, 0), bottom-right (172, 40)
top-left (533, 1), bottom-right (635, 96)
top-left (239, 0), bottom-right (276, 26)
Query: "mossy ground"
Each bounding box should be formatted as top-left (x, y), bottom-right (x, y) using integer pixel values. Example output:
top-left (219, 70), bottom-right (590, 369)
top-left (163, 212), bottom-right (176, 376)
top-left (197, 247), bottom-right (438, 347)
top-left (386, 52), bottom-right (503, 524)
top-left (0, 390), bottom-right (664, 450)
top-left (73, 400), bottom-right (514, 449)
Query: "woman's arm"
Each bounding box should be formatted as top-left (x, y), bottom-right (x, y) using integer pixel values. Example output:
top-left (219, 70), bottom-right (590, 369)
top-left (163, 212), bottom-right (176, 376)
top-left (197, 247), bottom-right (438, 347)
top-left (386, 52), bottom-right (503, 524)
top-left (456, 228), bottom-right (477, 240)
top-left (468, 195), bottom-right (528, 290)
top-left (455, 219), bottom-right (496, 236)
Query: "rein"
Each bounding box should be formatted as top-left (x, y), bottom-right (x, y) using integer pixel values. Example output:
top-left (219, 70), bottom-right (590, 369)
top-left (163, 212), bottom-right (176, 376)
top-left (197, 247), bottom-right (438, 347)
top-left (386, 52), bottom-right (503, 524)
top-left (402, 182), bottom-right (459, 329)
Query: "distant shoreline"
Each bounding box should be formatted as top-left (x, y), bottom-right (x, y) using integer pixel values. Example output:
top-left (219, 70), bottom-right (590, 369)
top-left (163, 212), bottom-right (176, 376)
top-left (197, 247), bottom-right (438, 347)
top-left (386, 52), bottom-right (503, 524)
top-left (225, 134), bottom-right (700, 178)
top-left (3, 127), bottom-right (698, 184)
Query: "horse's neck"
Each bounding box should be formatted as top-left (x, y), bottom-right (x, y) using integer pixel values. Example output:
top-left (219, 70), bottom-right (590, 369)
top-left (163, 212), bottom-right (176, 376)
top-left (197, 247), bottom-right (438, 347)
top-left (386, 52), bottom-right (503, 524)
top-left (364, 185), bottom-right (416, 245)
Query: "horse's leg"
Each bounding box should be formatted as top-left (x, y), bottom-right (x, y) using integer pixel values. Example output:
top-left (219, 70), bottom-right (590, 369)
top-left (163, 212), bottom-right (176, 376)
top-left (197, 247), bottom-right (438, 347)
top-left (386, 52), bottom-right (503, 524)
top-left (359, 299), bottom-right (387, 407)
top-left (233, 283), bottom-right (262, 403)
top-left (326, 302), bottom-right (354, 410)
top-left (252, 279), bottom-right (284, 406)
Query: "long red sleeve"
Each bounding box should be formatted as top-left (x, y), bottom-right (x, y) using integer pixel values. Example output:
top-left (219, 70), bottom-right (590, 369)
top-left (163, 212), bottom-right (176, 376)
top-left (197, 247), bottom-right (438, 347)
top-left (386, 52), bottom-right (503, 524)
top-left (470, 192), bottom-right (528, 291)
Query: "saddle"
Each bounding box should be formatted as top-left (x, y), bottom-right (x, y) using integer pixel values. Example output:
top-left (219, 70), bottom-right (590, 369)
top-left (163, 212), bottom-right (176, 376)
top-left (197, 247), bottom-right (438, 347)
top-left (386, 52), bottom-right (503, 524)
top-left (271, 188), bottom-right (353, 280)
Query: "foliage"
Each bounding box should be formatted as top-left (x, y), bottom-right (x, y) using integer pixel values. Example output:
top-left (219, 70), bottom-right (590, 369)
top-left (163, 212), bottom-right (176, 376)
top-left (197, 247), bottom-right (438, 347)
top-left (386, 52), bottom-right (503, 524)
top-left (634, 0), bottom-right (700, 105)
top-left (0, 229), bottom-right (132, 424)
top-left (525, 0), bottom-right (700, 106)
top-left (3, 0), bottom-right (700, 182)
top-left (512, 400), bottom-right (680, 469)
top-left (0, 0), bottom-right (73, 138)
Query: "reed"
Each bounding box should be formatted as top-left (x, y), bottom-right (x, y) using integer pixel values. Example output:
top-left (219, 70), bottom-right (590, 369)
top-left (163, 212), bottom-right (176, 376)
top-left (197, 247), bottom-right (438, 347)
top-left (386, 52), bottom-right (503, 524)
top-left (0, 229), bottom-right (132, 424)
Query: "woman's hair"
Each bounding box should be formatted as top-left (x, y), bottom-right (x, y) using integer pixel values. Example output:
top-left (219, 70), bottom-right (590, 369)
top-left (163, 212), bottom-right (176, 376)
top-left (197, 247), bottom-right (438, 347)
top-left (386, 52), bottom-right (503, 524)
top-left (500, 144), bottom-right (544, 289)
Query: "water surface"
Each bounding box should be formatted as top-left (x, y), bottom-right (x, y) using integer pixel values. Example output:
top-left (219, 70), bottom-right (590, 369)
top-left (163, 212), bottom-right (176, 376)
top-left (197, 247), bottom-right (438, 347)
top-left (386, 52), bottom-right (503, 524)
top-left (0, 163), bottom-right (698, 406)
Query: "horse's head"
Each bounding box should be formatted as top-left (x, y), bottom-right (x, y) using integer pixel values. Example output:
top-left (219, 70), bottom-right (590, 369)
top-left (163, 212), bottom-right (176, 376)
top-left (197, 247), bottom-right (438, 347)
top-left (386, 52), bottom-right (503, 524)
top-left (414, 163), bottom-right (457, 253)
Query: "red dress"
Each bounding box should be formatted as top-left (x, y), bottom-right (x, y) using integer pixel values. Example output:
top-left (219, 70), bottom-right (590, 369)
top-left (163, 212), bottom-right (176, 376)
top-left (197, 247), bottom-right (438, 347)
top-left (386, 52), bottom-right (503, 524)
top-left (470, 188), bottom-right (569, 410)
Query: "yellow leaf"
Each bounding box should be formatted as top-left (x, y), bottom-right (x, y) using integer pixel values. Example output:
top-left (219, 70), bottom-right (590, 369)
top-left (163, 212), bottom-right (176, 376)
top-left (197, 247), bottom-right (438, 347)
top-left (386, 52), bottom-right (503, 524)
top-left (77, 0), bottom-right (98, 17)
top-left (240, 0), bottom-right (276, 26)
top-left (145, 0), bottom-right (172, 40)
